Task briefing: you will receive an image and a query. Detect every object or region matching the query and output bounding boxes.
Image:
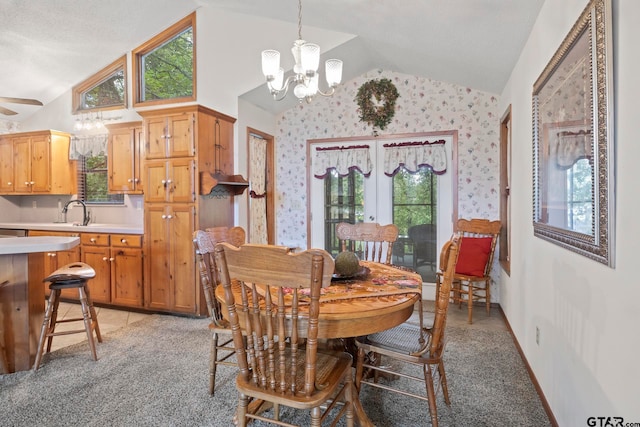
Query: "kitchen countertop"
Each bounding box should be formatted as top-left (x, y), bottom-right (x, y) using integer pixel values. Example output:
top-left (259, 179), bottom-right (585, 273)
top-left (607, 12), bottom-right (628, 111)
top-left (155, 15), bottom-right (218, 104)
top-left (0, 236), bottom-right (80, 255)
top-left (0, 222), bottom-right (143, 234)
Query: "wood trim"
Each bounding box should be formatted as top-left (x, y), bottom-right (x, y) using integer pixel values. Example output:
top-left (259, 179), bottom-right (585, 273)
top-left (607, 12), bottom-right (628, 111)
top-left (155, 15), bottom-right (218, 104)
top-left (499, 105), bottom-right (511, 275)
top-left (306, 130), bottom-right (459, 249)
top-left (498, 305), bottom-right (559, 427)
top-left (131, 12), bottom-right (197, 108)
top-left (246, 127), bottom-right (275, 245)
top-left (71, 55), bottom-right (127, 113)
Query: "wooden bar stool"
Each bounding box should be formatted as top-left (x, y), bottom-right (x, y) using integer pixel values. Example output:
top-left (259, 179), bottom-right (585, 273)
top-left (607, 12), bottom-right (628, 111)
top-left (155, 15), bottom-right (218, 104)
top-left (33, 262), bottom-right (102, 370)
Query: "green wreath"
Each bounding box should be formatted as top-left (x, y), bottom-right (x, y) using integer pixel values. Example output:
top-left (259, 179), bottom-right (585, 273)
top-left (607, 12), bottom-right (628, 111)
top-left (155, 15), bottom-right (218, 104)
top-left (355, 78), bottom-right (399, 130)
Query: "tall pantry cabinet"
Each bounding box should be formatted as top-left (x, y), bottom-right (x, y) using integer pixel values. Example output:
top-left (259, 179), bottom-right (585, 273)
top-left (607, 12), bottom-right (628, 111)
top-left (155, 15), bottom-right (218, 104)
top-left (138, 105), bottom-right (236, 315)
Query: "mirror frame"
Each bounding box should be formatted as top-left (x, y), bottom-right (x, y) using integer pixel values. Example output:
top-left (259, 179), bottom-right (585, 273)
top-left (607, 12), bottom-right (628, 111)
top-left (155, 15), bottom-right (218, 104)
top-left (532, 0), bottom-right (615, 267)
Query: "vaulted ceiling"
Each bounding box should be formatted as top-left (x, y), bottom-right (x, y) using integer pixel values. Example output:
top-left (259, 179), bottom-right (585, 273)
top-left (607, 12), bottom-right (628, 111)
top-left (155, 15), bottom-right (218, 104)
top-left (0, 0), bottom-right (544, 121)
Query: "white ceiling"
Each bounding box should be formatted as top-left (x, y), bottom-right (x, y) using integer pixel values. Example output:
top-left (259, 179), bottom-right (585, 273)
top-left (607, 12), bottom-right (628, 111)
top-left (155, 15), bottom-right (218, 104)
top-left (0, 0), bottom-right (544, 121)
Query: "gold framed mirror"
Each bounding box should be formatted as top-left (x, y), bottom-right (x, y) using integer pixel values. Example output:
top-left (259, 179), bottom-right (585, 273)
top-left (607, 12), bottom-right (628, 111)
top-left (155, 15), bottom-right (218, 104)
top-left (532, 0), bottom-right (614, 266)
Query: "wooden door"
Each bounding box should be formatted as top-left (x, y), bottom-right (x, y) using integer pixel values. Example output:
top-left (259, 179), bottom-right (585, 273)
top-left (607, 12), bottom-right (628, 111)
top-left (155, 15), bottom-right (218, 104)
top-left (144, 160), bottom-right (169, 203)
top-left (145, 116), bottom-right (168, 159)
top-left (0, 137), bottom-right (13, 192)
top-left (82, 245), bottom-right (111, 303)
top-left (145, 205), bottom-right (171, 310)
top-left (108, 127), bottom-right (136, 193)
top-left (13, 136), bottom-right (31, 193)
top-left (29, 134), bottom-right (50, 193)
top-left (169, 204), bottom-right (196, 313)
top-left (134, 125), bottom-right (144, 192)
top-left (111, 247), bottom-right (143, 307)
top-left (166, 113), bottom-right (194, 158)
top-left (167, 159), bottom-right (194, 204)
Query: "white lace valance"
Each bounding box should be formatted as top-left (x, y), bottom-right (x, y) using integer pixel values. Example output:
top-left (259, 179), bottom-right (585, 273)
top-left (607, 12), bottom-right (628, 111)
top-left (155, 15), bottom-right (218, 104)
top-left (383, 140), bottom-right (447, 176)
top-left (555, 130), bottom-right (592, 169)
top-left (69, 134), bottom-right (108, 160)
top-left (313, 145), bottom-right (372, 179)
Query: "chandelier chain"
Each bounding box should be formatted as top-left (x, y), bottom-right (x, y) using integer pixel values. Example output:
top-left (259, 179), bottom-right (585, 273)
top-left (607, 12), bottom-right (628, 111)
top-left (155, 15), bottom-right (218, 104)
top-left (297, 0), bottom-right (303, 40)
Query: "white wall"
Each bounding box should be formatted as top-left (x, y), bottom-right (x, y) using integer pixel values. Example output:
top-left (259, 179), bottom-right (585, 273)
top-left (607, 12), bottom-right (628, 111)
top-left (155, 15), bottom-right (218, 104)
top-left (499, 0), bottom-right (640, 423)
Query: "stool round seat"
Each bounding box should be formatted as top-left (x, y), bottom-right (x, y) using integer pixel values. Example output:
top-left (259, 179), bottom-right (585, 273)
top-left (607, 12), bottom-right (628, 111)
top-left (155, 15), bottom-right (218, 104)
top-left (33, 262), bottom-right (102, 370)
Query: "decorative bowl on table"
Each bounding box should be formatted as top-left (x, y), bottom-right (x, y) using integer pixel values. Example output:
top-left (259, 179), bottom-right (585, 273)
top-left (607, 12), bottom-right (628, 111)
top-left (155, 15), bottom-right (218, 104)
top-left (331, 266), bottom-right (371, 281)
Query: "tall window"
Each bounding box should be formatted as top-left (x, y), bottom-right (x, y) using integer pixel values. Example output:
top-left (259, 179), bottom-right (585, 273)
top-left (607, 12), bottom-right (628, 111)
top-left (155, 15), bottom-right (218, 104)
top-left (132, 13), bottom-right (196, 107)
top-left (79, 154), bottom-right (124, 205)
top-left (324, 170), bottom-right (364, 256)
top-left (72, 56), bottom-right (127, 113)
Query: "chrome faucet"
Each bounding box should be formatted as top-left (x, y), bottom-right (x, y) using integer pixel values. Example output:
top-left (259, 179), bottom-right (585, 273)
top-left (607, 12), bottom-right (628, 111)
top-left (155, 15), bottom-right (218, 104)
top-left (62, 199), bottom-right (90, 226)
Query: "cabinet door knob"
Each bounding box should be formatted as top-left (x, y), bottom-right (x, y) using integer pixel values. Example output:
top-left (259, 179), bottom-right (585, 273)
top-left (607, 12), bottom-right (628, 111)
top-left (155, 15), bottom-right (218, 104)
top-left (50, 253), bottom-right (56, 257)
top-left (166, 179), bottom-right (172, 184)
top-left (7, 181), bottom-right (11, 185)
top-left (127, 178), bottom-right (133, 183)
top-left (24, 181), bottom-right (29, 185)
top-left (109, 257), bottom-right (115, 262)
top-left (120, 238), bottom-right (127, 244)
top-left (47, 252), bottom-right (55, 257)
top-left (166, 215), bottom-right (173, 219)
top-left (30, 181), bottom-right (35, 185)
top-left (134, 178), bottom-right (139, 183)
top-left (102, 257), bottom-right (108, 261)
top-left (161, 214), bottom-right (167, 219)
top-left (90, 238), bottom-right (96, 243)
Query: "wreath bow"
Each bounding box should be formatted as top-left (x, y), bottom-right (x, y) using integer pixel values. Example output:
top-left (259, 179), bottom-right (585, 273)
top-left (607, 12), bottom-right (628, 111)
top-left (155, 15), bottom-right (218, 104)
top-left (355, 78), bottom-right (399, 131)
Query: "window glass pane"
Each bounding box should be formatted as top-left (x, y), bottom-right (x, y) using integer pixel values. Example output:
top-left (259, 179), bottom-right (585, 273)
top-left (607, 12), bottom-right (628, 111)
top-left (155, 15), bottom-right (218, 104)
top-left (324, 170), bottom-right (364, 256)
top-left (566, 158), bottom-right (592, 234)
top-left (81, 69), bottom-right (125, 109)
top-left (392, 167), bottom-right (437, 281)
top-left (82, 154), bottom-right (124, 205)
top-left (141, 27), bottom-right (193, 101)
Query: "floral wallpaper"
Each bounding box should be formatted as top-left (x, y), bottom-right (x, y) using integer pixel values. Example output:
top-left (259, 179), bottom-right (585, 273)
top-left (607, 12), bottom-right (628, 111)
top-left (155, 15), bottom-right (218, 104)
top-left (274, 69), bottom-right (501, 249)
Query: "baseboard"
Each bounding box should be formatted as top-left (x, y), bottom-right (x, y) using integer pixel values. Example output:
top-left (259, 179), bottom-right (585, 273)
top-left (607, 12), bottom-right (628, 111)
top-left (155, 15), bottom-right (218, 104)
top-left (497, 305), bottom-right (559, 427)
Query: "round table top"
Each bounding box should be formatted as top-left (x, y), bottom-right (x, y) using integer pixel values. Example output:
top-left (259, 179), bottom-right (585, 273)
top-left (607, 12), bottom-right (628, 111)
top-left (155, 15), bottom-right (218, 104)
top-left (215, 261), bottom-right (422, 339)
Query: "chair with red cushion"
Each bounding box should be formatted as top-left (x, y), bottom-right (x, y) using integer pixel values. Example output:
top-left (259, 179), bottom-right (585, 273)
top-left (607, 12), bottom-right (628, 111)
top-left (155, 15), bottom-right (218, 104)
top-left (436, 218), bottom-right (501, 324)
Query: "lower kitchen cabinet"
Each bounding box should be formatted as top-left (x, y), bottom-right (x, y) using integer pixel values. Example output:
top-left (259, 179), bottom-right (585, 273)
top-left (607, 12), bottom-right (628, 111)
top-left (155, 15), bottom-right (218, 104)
top-left (28, 230), bottom-right (144, 309)
top-left (28, 230), bottom-right (81, 300)
top-left (144, 203), bottom-right (197, 314)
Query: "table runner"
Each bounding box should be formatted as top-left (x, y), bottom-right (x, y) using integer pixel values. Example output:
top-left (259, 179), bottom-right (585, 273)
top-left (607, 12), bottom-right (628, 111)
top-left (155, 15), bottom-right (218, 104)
top-left (255, 261), bottom-right (422, 305)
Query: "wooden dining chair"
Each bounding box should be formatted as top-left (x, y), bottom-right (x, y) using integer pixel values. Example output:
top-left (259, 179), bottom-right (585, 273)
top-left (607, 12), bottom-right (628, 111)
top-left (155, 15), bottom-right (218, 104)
top-left (336, 222), bottom-right (399, 264)
top-left (436, 218), bottom-right (501, 324)
top-left (354, 235), bottom-right (461, 427)
top-left (193, 226), bottom-right (245, 395)
top-left (214, 243), bottom-right (354, 427)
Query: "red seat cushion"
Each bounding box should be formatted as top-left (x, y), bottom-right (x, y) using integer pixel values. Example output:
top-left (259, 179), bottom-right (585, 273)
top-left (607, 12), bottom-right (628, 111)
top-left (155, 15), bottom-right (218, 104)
top-left (455, 237), bottom-right (493, 277)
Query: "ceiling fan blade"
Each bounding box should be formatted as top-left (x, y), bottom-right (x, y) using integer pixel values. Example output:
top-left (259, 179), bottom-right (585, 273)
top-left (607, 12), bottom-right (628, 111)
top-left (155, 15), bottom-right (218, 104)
top-left (0, 106), bottom-right (18, 116)
top-left (0, 96), bottom-right (43, 106)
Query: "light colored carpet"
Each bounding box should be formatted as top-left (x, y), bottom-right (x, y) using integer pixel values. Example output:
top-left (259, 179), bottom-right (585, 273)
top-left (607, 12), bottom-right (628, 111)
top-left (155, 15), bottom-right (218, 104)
top-left (0, 313), bottom-right (550, 426)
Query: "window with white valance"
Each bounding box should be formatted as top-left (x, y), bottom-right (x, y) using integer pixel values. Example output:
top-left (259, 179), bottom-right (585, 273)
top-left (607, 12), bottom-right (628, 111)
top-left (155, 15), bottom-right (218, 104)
top-left (69, 134), bottom-right (108, 160)
top-left (313, 145), bottom-right (372, 179)
top-left (383, 140), bottom-right (447, 176)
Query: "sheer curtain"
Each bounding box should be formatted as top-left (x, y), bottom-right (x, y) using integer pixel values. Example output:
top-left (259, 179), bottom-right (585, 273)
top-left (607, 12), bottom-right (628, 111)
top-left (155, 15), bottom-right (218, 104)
top-left (69, 134), bottom-right (108, 160)
top-left (249, 134), bottom-right (268, 244)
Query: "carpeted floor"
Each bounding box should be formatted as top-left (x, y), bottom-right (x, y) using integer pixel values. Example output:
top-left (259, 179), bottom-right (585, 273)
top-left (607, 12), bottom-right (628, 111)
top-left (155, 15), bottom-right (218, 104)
top-left (0, 311), bottom-right (550, 426)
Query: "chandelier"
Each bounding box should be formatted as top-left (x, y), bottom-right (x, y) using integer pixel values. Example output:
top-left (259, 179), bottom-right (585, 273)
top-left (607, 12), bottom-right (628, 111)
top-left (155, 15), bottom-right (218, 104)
top-left (261, 0), bottom-right (343, 103)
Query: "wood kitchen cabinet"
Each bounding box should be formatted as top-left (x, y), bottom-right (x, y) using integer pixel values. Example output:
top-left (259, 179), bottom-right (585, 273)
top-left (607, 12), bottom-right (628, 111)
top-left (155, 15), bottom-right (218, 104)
top-left (144, 204), bottom-right (195, 313)
top-left (28, 230), bottom-right (144, 309)
top-left (0, 130), bottom-right (76, 195)
top-left (106, 121), bottom-right (144, 194)
top-left (0, 136), bottom-right (13, 192)
top-left (144, 158), bottom-right (195, 204)
top-left (139, 105), bottom-right (238, 316)
top-left (28, 230), bottom-right (81, 300)
top-left (82, 233), bottom-right (144, 307)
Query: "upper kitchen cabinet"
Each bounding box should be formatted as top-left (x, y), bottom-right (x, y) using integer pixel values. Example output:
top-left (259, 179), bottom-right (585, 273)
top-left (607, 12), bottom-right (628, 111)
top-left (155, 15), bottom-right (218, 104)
top-left (0, 130), bottom-right (76, 195)
top-left (138, 105), bottom-right (235, 172)
top-left (106, 121), bottom-right (144, 194)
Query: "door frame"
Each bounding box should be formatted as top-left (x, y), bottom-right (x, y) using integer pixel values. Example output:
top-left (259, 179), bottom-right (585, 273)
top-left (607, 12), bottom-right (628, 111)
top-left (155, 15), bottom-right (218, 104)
top-left (306, 130), bottom-right (459, 250)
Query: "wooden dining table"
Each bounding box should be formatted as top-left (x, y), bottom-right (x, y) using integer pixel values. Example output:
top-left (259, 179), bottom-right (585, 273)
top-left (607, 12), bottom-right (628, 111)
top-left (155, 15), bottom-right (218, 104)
top-left (215, 260), bottom-right (423, 426)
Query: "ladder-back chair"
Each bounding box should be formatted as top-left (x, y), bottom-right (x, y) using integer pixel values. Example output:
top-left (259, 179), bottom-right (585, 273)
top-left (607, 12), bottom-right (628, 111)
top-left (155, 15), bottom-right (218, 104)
top-left (336, 222), bottom-right (399, 264)
top-left (214, 243), bottom-right (354, 427)
top-left (437, 218), bottom-right (501, 324)
top-left (193, 226), bottom-right (245, 395)
top-left (354, 235), bottom-right (461, 427)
